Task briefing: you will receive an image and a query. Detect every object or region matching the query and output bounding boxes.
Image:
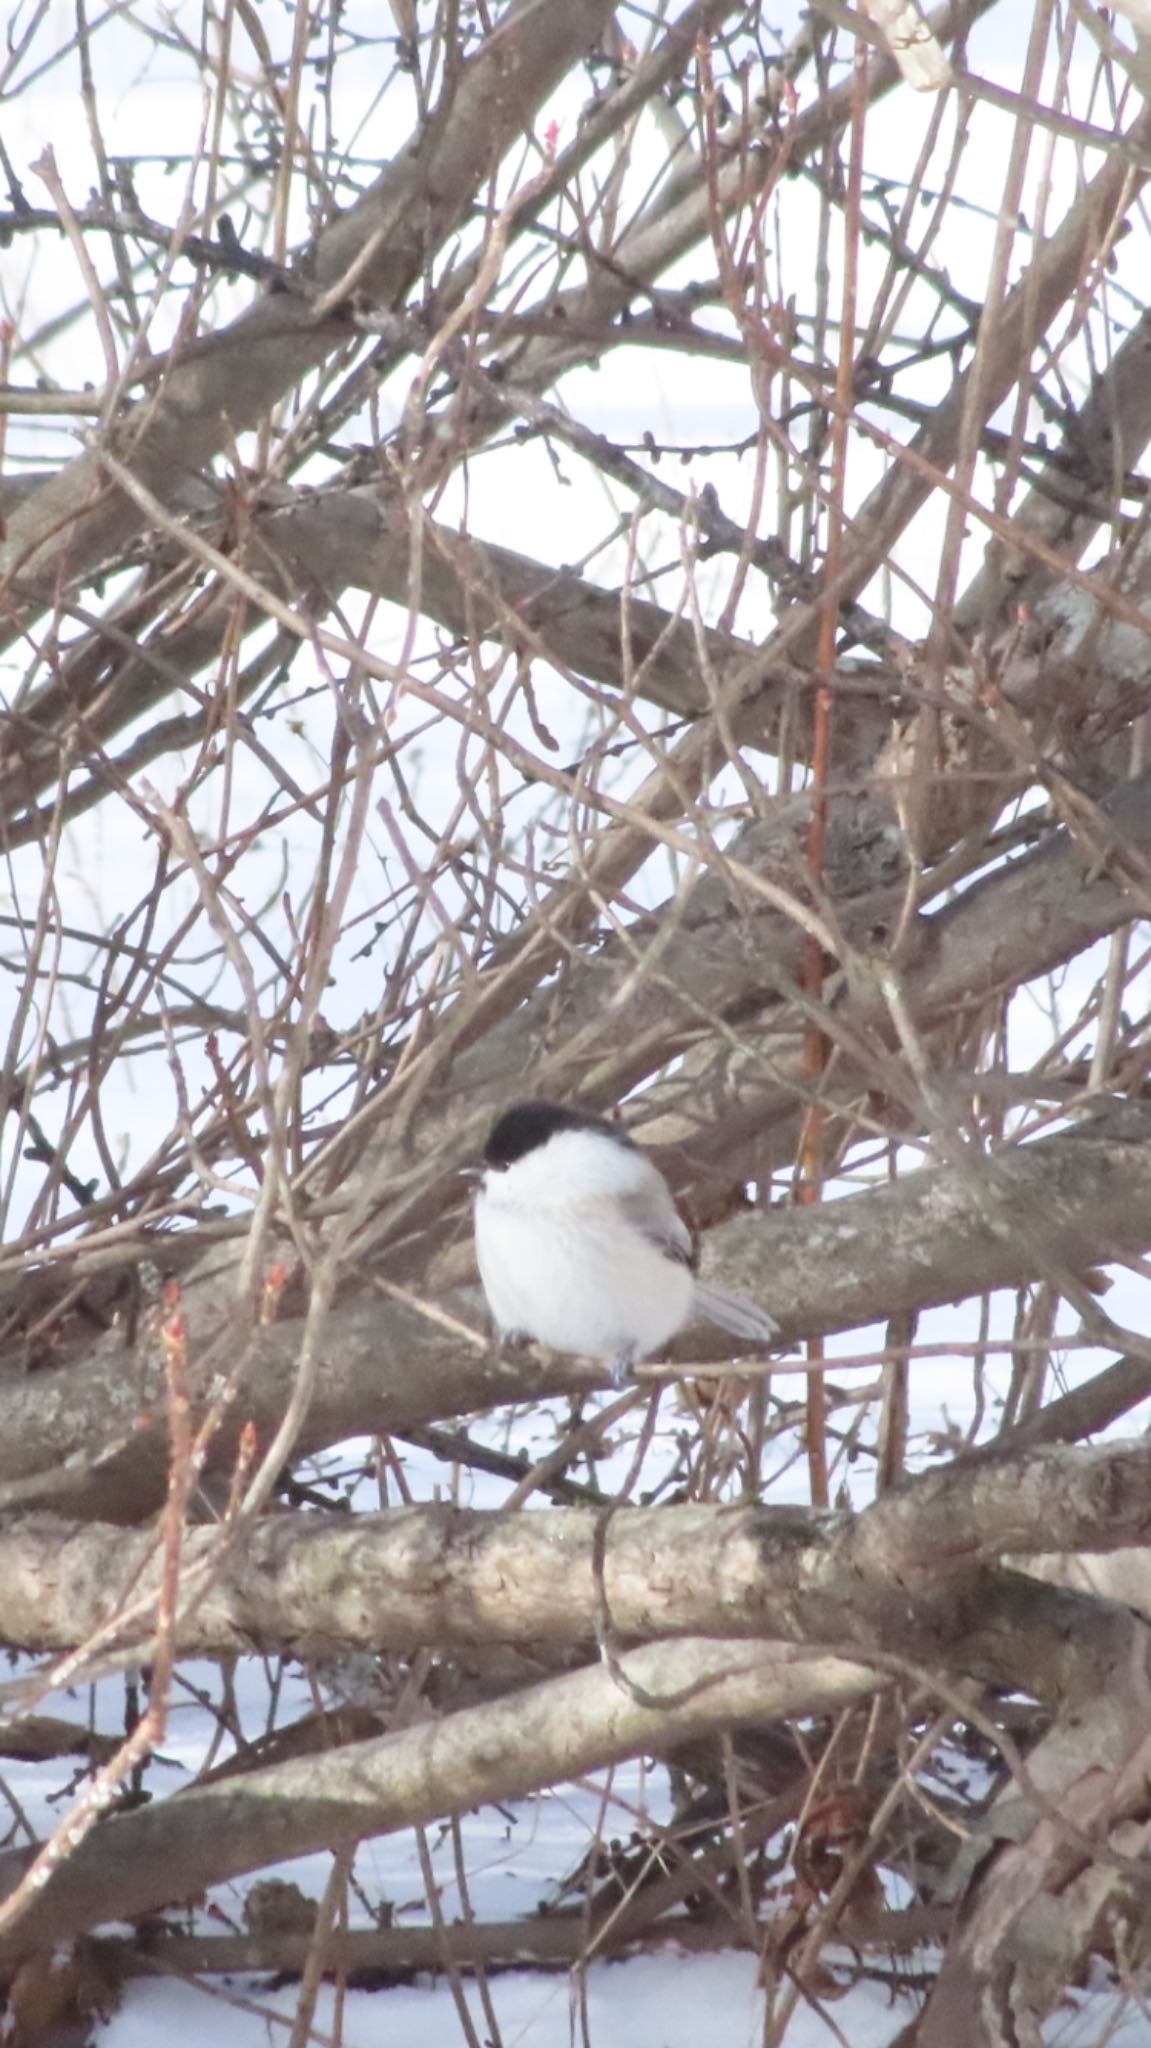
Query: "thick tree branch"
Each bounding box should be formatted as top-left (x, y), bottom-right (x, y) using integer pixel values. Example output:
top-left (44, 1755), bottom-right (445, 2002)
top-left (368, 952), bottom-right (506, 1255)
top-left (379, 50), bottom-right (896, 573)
top-left (3, 1099), bottom-right (1151, 1522)
top-left (919, 1703), bottom-right (1151, 2043)
top-left (0, 1637), bottom-right (876, 1964)
top-left (1, 1443), bottom-right (1148, 1688)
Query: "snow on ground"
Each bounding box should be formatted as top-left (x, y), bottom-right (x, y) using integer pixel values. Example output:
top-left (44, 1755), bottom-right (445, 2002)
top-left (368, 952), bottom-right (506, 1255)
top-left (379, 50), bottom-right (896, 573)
top-left (94, 1954), bottom-right (1151, 2046)
top-left (98, 1950), bottom-right (910, 2048)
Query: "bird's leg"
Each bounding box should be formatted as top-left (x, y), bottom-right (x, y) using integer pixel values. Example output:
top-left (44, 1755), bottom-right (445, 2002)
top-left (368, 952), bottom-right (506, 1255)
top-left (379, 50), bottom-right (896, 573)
top-left (610, 1344), bottom-right (637, 1389)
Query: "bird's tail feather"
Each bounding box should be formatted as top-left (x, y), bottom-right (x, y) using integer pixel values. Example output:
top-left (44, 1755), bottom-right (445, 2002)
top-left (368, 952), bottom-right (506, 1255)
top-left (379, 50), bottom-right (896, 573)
top-left (693, 1280), bottom-right (778, 1346)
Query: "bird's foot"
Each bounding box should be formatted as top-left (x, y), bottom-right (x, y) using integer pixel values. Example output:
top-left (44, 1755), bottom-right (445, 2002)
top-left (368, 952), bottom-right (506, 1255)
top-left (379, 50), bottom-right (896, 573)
top-left (609, 1345), bottom-right (637, 1390)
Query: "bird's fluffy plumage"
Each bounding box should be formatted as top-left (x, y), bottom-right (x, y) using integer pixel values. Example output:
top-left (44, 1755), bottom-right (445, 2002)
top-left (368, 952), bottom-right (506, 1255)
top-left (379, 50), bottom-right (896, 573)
top-left (474, 1102), bottom-right (777, 1381)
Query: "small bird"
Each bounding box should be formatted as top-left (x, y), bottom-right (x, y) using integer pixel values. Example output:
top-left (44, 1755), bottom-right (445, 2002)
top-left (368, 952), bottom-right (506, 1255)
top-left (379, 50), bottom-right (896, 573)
top-left (473, 1100), bottom-right (779, 1386)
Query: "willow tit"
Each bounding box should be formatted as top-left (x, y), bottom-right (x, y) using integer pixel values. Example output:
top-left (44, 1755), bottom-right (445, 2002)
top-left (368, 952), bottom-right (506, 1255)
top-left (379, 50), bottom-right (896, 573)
top-left (473, 1101), bottom-right (779, 1386)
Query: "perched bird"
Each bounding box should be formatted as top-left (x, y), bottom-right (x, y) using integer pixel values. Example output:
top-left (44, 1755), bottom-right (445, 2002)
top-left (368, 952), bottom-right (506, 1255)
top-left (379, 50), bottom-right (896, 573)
top-left (473, 1100), bottom-right (778, 1386)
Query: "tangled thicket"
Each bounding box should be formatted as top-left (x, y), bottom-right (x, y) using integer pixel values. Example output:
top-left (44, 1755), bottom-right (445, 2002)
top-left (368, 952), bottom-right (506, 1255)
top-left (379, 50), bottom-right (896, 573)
top-left (3, 2), bottom-right (1151, 2041)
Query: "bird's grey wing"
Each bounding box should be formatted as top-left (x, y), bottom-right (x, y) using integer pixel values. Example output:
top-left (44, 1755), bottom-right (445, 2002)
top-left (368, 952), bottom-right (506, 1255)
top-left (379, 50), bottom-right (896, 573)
top-left (615, 1165), bottom-right (777, 1342)
top-left (614, 1163), bottom-right (695, 1269)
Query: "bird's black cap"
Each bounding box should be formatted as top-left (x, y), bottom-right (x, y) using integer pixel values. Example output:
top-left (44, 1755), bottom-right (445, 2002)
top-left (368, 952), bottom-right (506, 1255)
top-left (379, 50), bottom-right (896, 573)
top-left (483, 1100), bottom-right (634, 1170)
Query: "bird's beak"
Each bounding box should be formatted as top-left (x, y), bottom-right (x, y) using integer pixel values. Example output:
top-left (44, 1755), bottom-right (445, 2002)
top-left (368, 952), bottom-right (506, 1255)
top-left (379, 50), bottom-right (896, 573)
top-left (459, 1165), bottom-right (484, 1185)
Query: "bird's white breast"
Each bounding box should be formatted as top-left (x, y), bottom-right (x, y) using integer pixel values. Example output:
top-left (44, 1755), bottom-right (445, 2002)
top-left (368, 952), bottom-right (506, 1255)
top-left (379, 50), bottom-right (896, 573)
top-left (474, 1129), bottom-right (692, 1362)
